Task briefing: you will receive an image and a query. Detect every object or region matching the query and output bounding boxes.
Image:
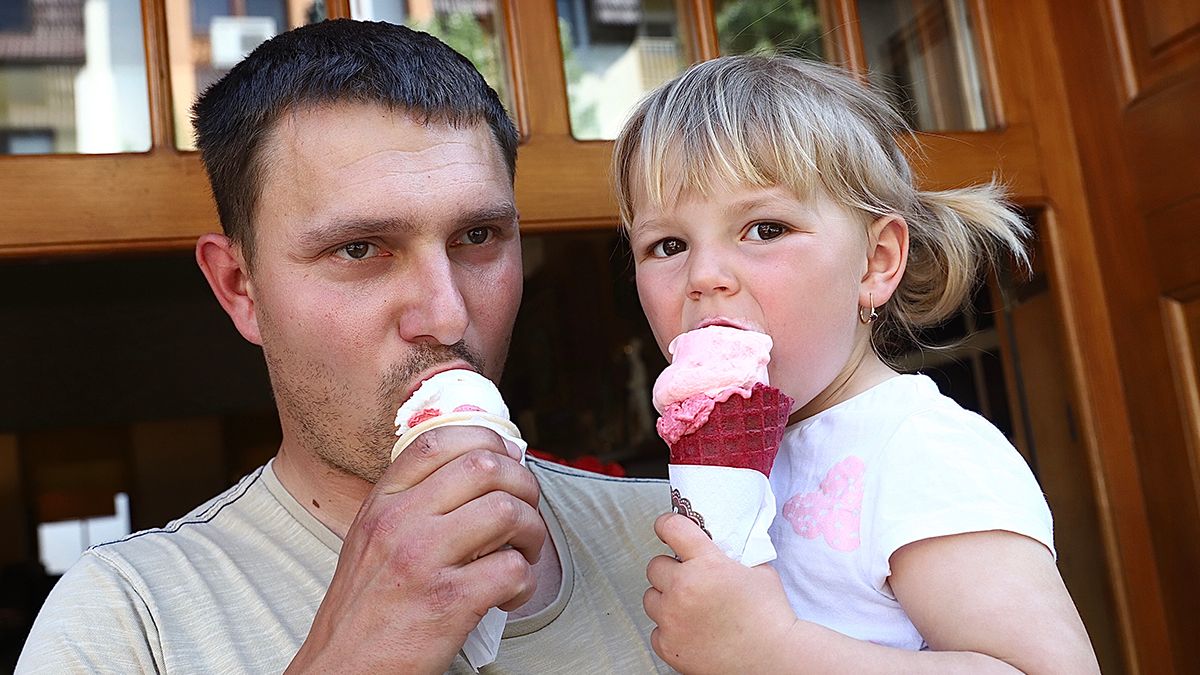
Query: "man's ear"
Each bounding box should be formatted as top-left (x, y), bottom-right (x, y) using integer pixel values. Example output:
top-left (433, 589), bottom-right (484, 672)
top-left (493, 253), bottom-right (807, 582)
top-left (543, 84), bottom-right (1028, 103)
top-left (196, 233), bottom-right (263, 346)
top-left (860, 214), bottom-right (909, 309)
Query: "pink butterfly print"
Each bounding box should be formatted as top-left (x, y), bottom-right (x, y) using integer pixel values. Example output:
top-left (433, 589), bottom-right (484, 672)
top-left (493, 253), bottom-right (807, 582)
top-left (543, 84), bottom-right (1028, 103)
top-left (782, 456), bottom-right (866, 552)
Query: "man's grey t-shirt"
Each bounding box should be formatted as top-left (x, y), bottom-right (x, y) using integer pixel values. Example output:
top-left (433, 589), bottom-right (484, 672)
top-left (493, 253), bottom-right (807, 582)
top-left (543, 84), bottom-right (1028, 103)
top-left (18, 457), bottom-right (672, 673)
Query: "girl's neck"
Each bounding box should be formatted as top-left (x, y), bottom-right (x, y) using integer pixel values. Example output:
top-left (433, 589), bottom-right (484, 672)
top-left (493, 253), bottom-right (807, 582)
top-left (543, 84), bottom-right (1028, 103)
top-left (789, 345), bottom-right (898, 425)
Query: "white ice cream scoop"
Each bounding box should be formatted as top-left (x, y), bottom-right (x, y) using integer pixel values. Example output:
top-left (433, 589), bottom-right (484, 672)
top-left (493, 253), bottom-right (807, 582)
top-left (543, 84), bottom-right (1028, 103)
top-left (391, 369), bottom-right (525, 462)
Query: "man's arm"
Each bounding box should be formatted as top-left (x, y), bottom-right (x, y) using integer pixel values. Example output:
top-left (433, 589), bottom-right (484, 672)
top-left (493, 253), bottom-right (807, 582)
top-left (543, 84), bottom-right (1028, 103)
top-left (286, 425), bottom-right (547, 674)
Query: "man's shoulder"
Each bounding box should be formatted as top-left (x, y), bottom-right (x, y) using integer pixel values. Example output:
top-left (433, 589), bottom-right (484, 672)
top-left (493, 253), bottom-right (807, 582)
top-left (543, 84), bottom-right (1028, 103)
top-left (527, 456), bottom-right (670, 539)
top-left (86, 465), bottom-right (271, 570)
top-left (528, 456), bottom-right (667, 499)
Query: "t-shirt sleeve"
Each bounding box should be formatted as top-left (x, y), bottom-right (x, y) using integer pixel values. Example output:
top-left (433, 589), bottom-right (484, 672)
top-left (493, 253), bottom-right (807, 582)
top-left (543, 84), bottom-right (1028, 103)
top-left (866, 407), bottom-right (1054, 594)
top-left (16, 550), bottom-right (161, 674)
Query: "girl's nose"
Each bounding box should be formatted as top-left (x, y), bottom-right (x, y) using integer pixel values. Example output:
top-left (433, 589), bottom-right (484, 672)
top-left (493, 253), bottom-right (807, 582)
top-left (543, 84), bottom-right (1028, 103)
top-left (686, 247), bottom-right (739, 299)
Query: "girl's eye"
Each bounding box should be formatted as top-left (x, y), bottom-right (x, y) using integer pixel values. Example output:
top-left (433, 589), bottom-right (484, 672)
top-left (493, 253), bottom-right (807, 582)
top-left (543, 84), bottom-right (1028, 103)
top-left (455, 227), bottom-right (493, 246)
top-left (335, 241), bottom-right (380, 260)
top-left (651, 238), bottom-right (687, 258)
top-left (746, 221), bottom-right (787, 241)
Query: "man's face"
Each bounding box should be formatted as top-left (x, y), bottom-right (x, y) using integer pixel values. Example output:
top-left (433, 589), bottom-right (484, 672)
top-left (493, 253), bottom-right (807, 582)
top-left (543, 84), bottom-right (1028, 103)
top-left (247, 103), bottom-right (522, 482)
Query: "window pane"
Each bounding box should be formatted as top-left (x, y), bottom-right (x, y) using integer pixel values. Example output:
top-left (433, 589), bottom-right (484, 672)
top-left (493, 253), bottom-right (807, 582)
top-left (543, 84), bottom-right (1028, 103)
top-left (351, 1), bottom-right (514, 121)
top-left (168, 1), bottom-right (326, 150)
top-left (714, 0), bottom-right (832, 60)
top-left (557, 0), bottom-right (692, 141)
top-left (0, 0), bottom-right (151, 155)
top-left (856, 0), bottom-right (994, 131)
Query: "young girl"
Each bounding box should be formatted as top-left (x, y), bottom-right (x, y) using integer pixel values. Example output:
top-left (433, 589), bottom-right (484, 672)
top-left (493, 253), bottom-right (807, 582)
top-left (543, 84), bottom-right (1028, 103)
top-left (614, 56), bottom-right (1099, 673)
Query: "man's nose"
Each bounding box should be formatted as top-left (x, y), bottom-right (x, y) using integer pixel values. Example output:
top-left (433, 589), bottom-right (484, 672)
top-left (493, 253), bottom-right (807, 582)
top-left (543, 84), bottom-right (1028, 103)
top-left (396, 253), bottom-right (469, 346)
top-left (686, 246), bottom-right (739, 300)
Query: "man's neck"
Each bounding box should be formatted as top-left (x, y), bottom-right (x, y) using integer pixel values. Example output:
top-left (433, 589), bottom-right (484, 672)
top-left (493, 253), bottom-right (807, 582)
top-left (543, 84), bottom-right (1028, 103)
top-left (271, 443), bottom-right (371, 539)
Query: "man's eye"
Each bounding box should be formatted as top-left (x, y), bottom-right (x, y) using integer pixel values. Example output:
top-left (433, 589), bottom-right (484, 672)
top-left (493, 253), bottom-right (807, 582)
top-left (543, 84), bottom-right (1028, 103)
top-left (746, 222), bottom-right (787, 241)
top-left (335, 242), bottom-right (379, 260)
top-left (651, 238), bottom-right (687, 257)
top-left (456, 227), bottom-right (493, 246)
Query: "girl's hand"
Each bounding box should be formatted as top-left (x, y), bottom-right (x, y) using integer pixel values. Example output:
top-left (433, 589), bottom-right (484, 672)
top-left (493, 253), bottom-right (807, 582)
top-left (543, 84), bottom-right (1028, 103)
top-left (644, 513), bottom-right (799, 675)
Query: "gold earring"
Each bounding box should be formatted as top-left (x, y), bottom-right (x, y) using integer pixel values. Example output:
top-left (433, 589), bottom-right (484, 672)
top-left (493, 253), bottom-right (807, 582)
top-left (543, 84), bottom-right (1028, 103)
top-left (859, 293), bottom-right (879, 325)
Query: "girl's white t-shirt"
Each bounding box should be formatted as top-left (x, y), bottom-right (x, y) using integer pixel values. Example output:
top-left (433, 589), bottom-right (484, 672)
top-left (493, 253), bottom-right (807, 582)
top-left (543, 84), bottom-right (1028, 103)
top-left (768, 374), bottom-right (1054, 650)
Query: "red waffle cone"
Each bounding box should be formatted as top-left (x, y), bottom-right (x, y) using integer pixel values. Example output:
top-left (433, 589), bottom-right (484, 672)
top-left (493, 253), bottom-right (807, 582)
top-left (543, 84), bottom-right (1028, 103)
top-left (669, 383), bottom-right (793, 477)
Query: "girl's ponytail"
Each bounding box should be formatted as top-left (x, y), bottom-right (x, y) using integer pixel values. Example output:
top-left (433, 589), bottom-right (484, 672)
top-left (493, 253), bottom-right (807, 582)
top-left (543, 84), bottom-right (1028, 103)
top-left (884, 183), bottom-right (1030, 345)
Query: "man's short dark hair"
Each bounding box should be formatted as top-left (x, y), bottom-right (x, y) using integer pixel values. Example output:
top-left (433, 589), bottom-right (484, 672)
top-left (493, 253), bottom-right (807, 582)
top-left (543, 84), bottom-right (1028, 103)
top-left (192, 19), bottom-right (518, 265)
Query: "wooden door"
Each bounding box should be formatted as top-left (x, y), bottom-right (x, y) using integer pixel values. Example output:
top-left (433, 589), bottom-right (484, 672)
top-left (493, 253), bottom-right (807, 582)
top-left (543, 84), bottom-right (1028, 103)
top-left (1036, 1), bottom-right (1200, 672)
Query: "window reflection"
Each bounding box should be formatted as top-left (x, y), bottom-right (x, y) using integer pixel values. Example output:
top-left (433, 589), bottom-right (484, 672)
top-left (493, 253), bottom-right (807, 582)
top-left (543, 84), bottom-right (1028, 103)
top-left (557, 0), bottom-right (691, 140)
top-left (351, 1), bottom-right (514, 119)
top-left (714, 0), bottom-right (832, 60)
top-left (857, 0), bottom-right (994, 131)
top-left (0, 0), bottom-right (151, 155)
top-left (167, 0), bottom-right (325, 150)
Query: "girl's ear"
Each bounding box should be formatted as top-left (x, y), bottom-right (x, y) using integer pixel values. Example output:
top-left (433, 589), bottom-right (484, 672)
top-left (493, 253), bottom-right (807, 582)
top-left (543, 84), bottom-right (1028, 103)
top-left (860, 214), bottom-right (909, 309)
top-left (196, 233), bottom-right (263, 346)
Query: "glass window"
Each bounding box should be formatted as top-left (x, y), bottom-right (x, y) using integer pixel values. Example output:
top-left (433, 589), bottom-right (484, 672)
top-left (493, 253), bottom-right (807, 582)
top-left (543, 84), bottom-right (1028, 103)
top-left (713, 0), bottom-right (833, 60)
top-left (351, 1), bottom-right (514, 120)
top-left (856, 0), bottom-right (994, 131)
top-left (557, 0), bottom-right (692, 140)
top-left (167, 1), bottom-right (326, 150)
top-left (0, 0), bottom-right (151, 155)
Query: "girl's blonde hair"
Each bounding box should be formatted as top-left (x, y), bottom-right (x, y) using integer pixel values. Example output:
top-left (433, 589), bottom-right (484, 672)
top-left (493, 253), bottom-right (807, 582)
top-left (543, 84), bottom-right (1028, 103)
top-left (612, 55), bottom-right (1028, 348)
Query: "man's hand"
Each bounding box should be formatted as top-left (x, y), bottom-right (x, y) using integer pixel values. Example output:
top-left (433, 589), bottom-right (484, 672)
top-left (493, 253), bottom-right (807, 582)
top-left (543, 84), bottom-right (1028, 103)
top-left (287, 426), bottom-right (545, 674)
top-left (644, 513), bottom-right (798, 675)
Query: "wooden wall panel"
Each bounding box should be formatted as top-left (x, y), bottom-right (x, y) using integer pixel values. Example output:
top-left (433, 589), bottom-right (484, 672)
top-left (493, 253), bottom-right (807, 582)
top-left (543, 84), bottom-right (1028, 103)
top-left (1036, 0), bottom-right (1200, 670)
top-left (1122, 76), bottom-right (1200, 216)
top-left (1110, 0), bottom-right (1200, 98)
top-left (1162, 287), bottom-right (1200, 509)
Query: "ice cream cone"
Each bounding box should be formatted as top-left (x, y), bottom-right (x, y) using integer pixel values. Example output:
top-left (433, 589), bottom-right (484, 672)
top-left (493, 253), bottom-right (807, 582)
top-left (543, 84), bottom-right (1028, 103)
top-left (668, 383), bottom-right (792, 477)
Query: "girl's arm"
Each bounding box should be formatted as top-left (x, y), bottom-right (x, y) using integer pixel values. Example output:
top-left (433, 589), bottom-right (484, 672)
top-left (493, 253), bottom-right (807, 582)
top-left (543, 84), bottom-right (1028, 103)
top-left (888, 529), bottom-right (1098, 673)
top-left (645, 514), bottom-right (1098, 675)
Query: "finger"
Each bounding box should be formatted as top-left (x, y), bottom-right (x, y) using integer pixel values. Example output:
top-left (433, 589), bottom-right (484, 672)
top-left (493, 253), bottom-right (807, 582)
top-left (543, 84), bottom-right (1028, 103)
top-left (655, 512), bottom-right (717, 562)
top-left (419, 448), bottom-right (540, 516)
top-left (460, 547), bottom-right (538, 613)
top-left (445, 491), bottom-right (547, 565)
top-left (642, 586), bottom-right (662, 623)
top-left (645, 554), bottom-right (678, 591)
top-left (650, 627), bottom-right (669, 664)
top-left (378, 425), bottom-right (511, 495)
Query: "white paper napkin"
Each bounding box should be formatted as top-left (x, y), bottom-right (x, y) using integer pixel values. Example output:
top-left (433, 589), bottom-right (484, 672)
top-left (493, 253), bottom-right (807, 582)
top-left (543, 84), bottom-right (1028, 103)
top-left (667, 464), bottom-right (777, 567)
top-left (392, 413), bottom-right (528, 672)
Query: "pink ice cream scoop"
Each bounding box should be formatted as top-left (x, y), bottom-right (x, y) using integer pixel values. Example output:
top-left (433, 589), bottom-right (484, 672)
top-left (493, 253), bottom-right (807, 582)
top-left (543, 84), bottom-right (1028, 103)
top-left (653, 326), bottom-right (774, 445)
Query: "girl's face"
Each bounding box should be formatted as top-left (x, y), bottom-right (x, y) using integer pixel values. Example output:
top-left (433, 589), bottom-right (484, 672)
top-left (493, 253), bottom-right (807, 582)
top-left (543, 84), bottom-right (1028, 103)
top-left (630, 179), bottom-right (874, 415)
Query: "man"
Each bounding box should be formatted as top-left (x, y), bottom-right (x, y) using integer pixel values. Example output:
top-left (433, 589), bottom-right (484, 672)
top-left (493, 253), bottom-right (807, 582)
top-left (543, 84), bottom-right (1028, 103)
top-left (18, 20), bottom-right (670, 673)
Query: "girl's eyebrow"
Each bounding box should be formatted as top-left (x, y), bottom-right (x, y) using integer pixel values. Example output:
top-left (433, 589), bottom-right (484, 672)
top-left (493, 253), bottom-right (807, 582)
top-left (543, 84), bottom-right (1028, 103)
top-left (629, 217), bottom-right (669, 237)
top-left (722, 192), bottom-right (792, 218)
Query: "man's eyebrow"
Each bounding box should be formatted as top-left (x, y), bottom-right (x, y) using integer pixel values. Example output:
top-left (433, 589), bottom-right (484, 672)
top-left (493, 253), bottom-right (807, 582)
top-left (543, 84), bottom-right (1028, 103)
top-left (297, 203), bottom-right (519, 250)
top-left (455, 203), bottom-right (518, 228)
top-left (298, 216), bottom-right (418, 249)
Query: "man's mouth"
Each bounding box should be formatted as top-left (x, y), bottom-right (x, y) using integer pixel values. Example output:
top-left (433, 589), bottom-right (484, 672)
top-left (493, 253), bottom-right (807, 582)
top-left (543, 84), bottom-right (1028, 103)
top-left (398, 361), bottom-right (477, 404)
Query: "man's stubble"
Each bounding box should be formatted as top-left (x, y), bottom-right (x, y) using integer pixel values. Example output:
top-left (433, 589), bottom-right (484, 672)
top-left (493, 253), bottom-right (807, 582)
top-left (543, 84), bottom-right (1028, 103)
top-left (261, 327), bottom-right (493, 483)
